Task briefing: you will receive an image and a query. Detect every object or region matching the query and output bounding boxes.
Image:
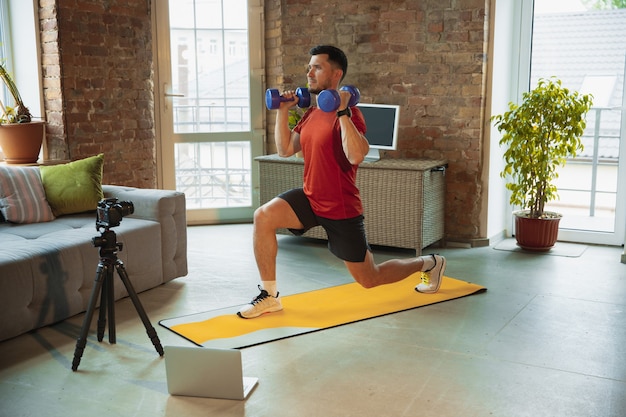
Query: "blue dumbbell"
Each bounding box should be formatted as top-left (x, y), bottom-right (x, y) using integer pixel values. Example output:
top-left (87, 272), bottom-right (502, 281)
top-left (317, 85), bottom-right (360, 112)
top-left (265, 87), bottom-right (311, 110)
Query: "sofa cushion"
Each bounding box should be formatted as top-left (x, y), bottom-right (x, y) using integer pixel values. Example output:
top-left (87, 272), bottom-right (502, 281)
top-left (0, 214), bottom-right (164, 341)
top-left (40, 153), bottom-right (104, 216)
top-left (0, 165), bottom-right (55, 224)
top-left (0, 184), bottom-right (187, 342)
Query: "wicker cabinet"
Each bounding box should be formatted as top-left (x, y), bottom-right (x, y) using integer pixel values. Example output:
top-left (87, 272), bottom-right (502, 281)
top-left (256, 154), bottom-right (447, 255)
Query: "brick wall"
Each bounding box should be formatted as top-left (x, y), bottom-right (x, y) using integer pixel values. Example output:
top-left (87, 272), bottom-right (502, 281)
top-left (39, 0), bottom-right (156, 188)
top-left (265, 0), bottom-right (490, 241)
top-left (37, 0), bottom-right (490, 242)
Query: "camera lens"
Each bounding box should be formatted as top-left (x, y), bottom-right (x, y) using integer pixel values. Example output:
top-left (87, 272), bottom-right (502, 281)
top-left (117, 201), bottom-right (134, 217)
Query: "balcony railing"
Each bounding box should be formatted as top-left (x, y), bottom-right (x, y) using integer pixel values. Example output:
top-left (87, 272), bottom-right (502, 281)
top-left (173, 103), bottom-right (252, 209)
top-left (548, 106), bottom-right (621, 230)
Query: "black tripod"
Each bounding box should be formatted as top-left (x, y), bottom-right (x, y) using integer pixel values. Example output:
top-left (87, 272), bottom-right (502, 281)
top-left (71, 227), bottom-right (164, 371)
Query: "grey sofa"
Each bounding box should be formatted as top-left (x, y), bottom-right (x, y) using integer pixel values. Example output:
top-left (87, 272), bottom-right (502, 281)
top-left (0, 185), bottom-right (187, 342)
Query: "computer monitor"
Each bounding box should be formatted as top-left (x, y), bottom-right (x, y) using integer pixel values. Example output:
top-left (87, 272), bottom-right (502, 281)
top-left (356, 103), bottom-right (400, 162)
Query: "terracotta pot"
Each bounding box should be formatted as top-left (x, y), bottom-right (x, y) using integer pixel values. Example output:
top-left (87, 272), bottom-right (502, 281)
top-left (0, 121), bottom-right (45, 164)
top-left (514, 211), bottom-right (562, 251)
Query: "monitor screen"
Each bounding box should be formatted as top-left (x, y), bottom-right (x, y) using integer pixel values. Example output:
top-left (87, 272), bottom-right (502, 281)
top-left (357, 103), bottom-right (400, 151)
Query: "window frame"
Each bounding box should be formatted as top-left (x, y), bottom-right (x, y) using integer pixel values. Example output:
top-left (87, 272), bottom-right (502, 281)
top-left (0, 0), bottom-right (12, 107)
top-left (0, 0), bottom-right (44, 124)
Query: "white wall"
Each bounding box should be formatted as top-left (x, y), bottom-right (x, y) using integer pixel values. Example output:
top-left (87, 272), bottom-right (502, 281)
top-left (486, 0), bottom-right (534, 240)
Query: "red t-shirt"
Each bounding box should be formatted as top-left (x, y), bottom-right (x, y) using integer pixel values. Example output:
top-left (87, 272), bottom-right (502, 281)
top-left (294, 106), bottom-right (367, 220)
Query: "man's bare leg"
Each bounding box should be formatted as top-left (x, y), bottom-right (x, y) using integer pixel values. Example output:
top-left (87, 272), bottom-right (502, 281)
top-left (238, 198), bottom-right (303, 318)
top-left (345, 251), bottom-right (446, 292)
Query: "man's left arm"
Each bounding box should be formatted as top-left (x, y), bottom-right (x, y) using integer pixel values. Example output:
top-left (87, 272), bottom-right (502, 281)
top-left (337, 91), bottom-right (369, 165)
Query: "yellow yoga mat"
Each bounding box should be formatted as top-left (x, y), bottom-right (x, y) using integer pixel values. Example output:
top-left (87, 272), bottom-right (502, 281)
top-left (159, 274), bottom-right (486, 349)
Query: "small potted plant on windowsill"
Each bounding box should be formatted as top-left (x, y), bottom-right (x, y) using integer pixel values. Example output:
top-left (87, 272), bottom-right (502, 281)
top-left (0, 63), bottom-right (45, 164)
top-left (491, 77), bottom-right (593, 251)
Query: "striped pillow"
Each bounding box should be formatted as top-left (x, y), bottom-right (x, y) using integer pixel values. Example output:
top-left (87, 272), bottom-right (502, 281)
top-left (0, 166), bottom-right (55, 223)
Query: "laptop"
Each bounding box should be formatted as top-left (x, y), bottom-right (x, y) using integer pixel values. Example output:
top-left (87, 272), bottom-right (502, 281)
top-left (164, 345), bottom-right (258, 400)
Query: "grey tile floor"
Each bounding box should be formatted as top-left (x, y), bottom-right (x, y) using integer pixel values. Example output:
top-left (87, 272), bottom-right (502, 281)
top-left (0, 224), bottom-right (625, 417)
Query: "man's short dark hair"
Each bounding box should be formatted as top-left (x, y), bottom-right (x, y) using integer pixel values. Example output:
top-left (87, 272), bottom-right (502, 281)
top-left (310, 45), bottom-right (348, 81)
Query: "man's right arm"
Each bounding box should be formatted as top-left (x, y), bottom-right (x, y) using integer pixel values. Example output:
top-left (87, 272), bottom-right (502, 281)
top-left (274, 91), bottom-right (301, 157)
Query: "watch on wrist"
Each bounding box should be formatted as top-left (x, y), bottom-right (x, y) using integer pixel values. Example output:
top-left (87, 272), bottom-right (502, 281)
top-left (336, 107), bottom-right (352, 118)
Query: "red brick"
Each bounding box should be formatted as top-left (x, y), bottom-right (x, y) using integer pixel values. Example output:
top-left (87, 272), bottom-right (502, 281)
top-left (37, 0), bottom-right (491, 241)
top-left (39, 0), bottom-right (156, 187)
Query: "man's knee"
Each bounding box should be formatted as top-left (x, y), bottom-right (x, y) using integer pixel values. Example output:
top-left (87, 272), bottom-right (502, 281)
top-left (254, 199), bottom-right (299, 230)
top-left (345, 253), bottom-right (379, 289)
top-left (354, 276), bottom-right (377, 289)
top-left (253, 205), bottom-right (266, 224)
top-left (348, 268), bottom-right (378, 289)
top-left (254, 204), bottom-right (275, 229)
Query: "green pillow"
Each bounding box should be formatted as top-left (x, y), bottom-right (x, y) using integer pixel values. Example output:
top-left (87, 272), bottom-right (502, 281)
top-left (40, 154), bottom-right (104, 216)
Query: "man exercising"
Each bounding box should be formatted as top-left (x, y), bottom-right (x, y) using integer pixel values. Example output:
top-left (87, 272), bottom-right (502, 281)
top-left (238, 45), bottom-right (446, 319)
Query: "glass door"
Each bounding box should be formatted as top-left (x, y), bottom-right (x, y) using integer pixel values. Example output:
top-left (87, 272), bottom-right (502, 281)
top-left (528, 0), bottom-right (626, 245)
top-left (154, 0), bottom-right (264, 224)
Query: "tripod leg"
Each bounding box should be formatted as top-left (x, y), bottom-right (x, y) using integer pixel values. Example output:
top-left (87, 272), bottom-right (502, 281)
top-left (96, 265), bottom-right (107, 342)
top-left (114, 261), bottom-right (164, 356)
top-left (72, 262), bottom-right (107, 371)
top-left (106, 264), bottom-right (116, 344)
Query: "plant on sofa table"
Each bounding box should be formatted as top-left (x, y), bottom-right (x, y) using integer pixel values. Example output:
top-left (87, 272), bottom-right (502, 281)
top-left (0, 63), bottom-right (32, 124)
top-left (491, 77), bottom-right (593, 249)
top-left (0, 63), bottom-right (45, 164)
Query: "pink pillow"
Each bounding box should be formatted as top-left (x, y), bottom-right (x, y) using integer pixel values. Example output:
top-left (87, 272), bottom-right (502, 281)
top-left (0, 166), bottom-right (55, 223)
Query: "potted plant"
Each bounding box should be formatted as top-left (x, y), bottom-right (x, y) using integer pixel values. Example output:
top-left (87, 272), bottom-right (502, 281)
top-left (491, 77), bottom-right (593, 251)
top-left (0, 63), bottom-right (45, 164)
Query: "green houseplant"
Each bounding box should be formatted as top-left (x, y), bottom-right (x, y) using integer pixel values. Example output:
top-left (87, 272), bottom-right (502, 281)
top-left (491, 77), bottom-right (593, 250)
top-left (0, 63), bottom-right (45, 164)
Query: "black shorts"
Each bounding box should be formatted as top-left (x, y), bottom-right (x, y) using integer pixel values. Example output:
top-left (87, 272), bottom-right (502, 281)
top-left (278, 188), bottom-right (370, 262)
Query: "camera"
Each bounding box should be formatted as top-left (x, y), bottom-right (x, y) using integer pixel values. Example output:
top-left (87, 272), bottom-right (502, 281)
top-left (96, 198), bottom-right (134, 229)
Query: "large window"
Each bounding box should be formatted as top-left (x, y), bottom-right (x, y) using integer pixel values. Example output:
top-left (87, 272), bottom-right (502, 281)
top-left (168, 0), bottom-right (250, 134)
top-left (155, 0), bottom-right (264, 224)
top-left (490, 0), bottom-right (625, 247)
top-left (0, 0), bottom-right (12, 112)
top-left (167, 0), bottom-right (253, 211)
top-left (0, 0), bottom-right (42, 129)
top-left (523, 0), bottom-right (626, 245)
top-left (532, 1), bottom-right (624, 233)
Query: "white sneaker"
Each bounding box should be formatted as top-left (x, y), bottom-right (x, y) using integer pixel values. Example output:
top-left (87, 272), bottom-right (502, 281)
top-left (415, 254), bottom-right (446, 294)
top-left (237, 285), bottom-right (283, 319)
